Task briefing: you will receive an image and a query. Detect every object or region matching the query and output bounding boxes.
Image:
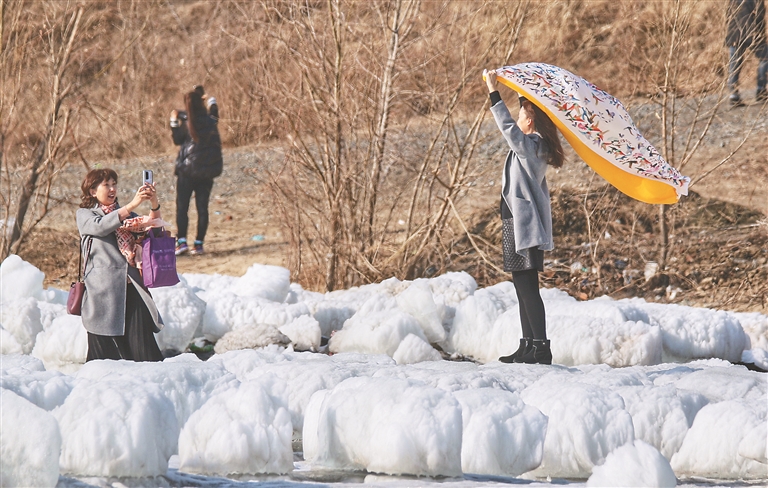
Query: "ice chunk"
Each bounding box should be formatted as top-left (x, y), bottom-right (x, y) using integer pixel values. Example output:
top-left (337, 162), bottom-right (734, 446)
top-left (303, 376), bottom-right (463, 477)
top-left (0, 369), bottom-right (76, 410)
top-left (587, 440), bottom-right (676, 487)
top-left (392, 333), bottom-right (442, 364)
top-left (548, 316), bottom-right (663, 367)
top-left (0, 297), bottom-right (42, 354)
top-left (76, 359), bottom-right (238, 428)
top-left (672, 365), bottom-right (767, 403)
top-left (616, 384), bottom-right (706, 459)
top-left (178, 380), bottom-right (293, 475)
top-left (55, 378), bottom-right (179, 477)
top-left (231, 263), bottom-right (291, 303)
top-left (202, 291), bottom-right (309, 341)
top-left (214, 324), bottom-right (291, 354)
top-left (395, 281), bottom-right (446, 343)
top-left (445, 288), bottom-right (511, 360)
top-left (453, 387), bottom-right (547, 476)
top-left (153, 281), bottom-right (207, 352)
top-left (329, 309), bottom-right (428, 357)
top-left (732, 311), bottom-right (768, 351)
top-left (521, 379), bottom-right (635, 478)
top-left (624, 299), bottom-right (749, 362)
top-left (31, 314), bottom-right (88, 371)
top-left (0, 389), bottom-right (61, 487)
top-left (0, 254), bottom-right (44, 302)
top-left (279, 314), bottom-right (322, 351)
top-left (671, 399), bottom-right (767, 479)
top-left (0, 325), bottom-right (23, 355)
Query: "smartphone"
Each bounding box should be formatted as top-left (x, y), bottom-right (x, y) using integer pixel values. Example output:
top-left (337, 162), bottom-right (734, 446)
top-left (142, 170), bottom-right (153, 186)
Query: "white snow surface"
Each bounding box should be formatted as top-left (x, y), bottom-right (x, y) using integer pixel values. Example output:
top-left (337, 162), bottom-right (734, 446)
top-left (587, 440), bottom-right (676, 487)
top-left (1, 256), bottom-right (767, 485)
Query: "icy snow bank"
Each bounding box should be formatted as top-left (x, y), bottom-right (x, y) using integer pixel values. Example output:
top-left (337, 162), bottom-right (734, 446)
top-left (521, 378), bottom-right (635, 479)
top-left (587, 440), bottom-right (676, 487)
top-left (0, 389), bottom-right (61, 488)
top-left (55, 378), bottom-right (178, 477)
top-left (671, 399), bottom-right (767, 479)
top-left (0, 297), bottom-right (42, 354)
top-left (304, 376), bottom-right (463, 477)
top-left (178, 379), bottom-right (293, 475)
top-left (0, 254), bottom-right (45, 302)
top-left (31, 314), bottom-right (87, 371)
top-left (453, 387), bottom-right (547, 476)
top-left (152, 281), bottom-right (206, 352)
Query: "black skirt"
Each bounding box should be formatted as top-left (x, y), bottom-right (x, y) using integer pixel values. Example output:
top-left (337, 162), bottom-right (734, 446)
top-left (502, 217), bottom-right (544, 273)
top-left (86, 282), bottom-right (163, 362)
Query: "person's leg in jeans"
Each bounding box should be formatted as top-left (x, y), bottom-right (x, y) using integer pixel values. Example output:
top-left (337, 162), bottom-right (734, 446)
top-left (756, 44), bottom-right (768, 99)
top-left (728, 44), bottom-right (747, 104)
top-left (176, 176), bottom-right (194, 240)
top-left (192, 178), bottom-right (214, 252)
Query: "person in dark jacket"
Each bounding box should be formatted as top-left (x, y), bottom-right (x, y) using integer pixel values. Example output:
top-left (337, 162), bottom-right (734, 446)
top-left (483, 69), bottom-right (565, 365)
top-left (76, 168), bottom-right (164, 362)
top-left (726, 0), bottom-right (768, 105)
top-left (170, 89), bottom-right (223, 255)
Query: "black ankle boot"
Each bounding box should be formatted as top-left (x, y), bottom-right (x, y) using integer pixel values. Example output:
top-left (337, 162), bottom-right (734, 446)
top-left (499, 338), bottom-right (531, 363)
top-left (513, 339), bottom-right (552, 365)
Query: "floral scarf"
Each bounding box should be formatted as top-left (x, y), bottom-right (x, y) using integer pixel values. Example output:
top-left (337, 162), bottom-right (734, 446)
top-left (100, 202), bottom-right (150, 268)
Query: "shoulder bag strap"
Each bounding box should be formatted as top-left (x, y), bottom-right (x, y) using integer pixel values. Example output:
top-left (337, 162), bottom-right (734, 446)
top-left (78, 237), bottom-right (93, 282)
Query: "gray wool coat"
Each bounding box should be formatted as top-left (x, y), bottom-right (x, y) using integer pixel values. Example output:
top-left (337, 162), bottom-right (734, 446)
top-left (490, 98), bottom-right (554, 253)
top-left (76, 206), bottom-right (163, 336)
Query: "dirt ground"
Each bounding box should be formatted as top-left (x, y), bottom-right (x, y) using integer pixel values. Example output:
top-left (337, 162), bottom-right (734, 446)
top-left (16, 96), bottom-right (768, 313)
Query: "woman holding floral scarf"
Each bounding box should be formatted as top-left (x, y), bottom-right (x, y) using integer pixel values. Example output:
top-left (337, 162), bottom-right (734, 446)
top-left (76, 168), bottom-right (164, 361)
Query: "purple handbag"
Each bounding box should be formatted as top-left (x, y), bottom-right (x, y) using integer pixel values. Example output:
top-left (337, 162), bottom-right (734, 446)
top-left (142, 229), bottom-right (180, 288)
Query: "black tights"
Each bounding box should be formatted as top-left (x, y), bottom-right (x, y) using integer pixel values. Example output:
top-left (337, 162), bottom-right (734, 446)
top-left (512, 269), bottom-right (547, 340)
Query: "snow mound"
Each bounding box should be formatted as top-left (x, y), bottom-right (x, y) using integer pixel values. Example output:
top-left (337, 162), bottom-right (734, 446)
top-left (31, 314), bottom-right (87, 371)
top-left (0, 389), bottom-right (61, 487)
top-left (279, 314), bottom-right (322, 351)
top-left (0, 296), bottom-right (42, 354)
top-left (178, 379), bottom-right (293, 475)
top-left (587, 440), bottom-right (676, 487)
top-left (522, 378), bottom-right (635, 478)
top-left (152, 281), bottom-right (207, 352)
top-left (55, 377), bottom-right (179, 477)
top-left (392, 333), bottom-right (442, 364)
top-left (453, 387), bottom-right (547, 476)
top-left (329, 307), bottom-right (428, 357)
top-left (0, 254), bottom-right (45, 302)
top-left (303, 376), bottom-right (463, 477)
top-left (671, 399), bottom-right (767, 479)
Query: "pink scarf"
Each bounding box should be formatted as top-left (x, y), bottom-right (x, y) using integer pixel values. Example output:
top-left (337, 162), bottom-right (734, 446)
top-left (100, 202), bottom-right (155, 268)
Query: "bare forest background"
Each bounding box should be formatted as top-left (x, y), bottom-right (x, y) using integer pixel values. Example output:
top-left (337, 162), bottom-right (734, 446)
top-left (2, 0), bottom-right (767, 308)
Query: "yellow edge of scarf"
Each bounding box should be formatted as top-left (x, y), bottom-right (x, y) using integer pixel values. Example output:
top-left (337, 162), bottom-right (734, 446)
top-left (493, 76), bottom-right (681, 205)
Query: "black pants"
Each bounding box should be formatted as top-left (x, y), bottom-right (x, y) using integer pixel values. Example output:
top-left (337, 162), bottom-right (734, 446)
top-left (176, 175), bottom-right (214, 242)
top-left (512, 269), bottom-right (547, 340)
top-left (86, 283), bottom-right (163, 362)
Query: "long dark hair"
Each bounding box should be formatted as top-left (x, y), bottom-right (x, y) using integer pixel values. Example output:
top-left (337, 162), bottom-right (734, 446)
top-left (80, 168), bottom-right (118, 208)
top-left (184, 90), bottom-right (207, 143)
top-left (521, 100), bottom-right (565, 168)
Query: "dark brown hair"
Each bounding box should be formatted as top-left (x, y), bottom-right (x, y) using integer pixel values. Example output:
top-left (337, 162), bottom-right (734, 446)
top-left (521, 100), bottom-right (565, 168)
top-left (80, 168), bottom-right (118, 208)
top-left (184, 90), bottom-right (207, 143)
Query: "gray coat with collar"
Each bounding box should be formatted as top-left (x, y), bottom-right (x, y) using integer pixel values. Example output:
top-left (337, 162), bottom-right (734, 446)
top-left (490, 98), bottom-right (554, 253)
top-left (76, 206), bottom-right (163, 336)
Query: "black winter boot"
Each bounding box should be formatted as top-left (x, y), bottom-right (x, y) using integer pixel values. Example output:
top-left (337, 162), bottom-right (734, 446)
top-left (499, 338), bottom-right (531, 363)
top-left (513, 339), bottom-right (552, 365)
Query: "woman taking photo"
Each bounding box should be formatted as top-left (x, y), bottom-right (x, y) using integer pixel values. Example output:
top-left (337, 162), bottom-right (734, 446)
top-left (483, 68), bottom-right (565, 365)
top-left (170, 89), bottom-right (223, 256)
top-left (76, 168), bottom-right (164, 362)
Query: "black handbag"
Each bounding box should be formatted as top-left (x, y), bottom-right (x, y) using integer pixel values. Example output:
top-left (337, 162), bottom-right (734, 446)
top-left (67, 237), bottom-right (92, 315)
